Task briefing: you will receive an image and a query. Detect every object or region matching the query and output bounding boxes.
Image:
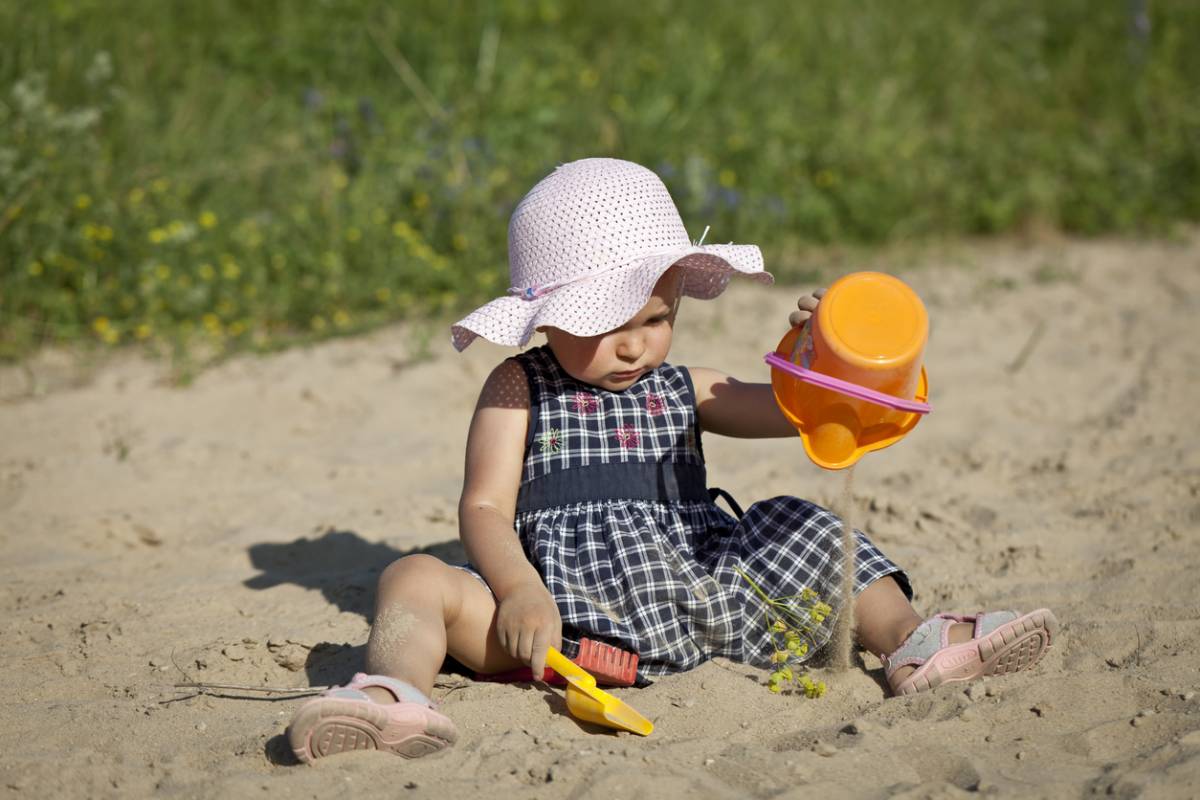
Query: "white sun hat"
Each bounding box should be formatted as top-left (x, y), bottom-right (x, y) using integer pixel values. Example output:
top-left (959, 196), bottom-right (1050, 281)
top-left (450, 158), bottom-right (773, 351)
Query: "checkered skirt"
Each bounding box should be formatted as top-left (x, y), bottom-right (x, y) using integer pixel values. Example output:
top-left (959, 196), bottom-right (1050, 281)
top-left (471, 345), bottom-right (909, 680)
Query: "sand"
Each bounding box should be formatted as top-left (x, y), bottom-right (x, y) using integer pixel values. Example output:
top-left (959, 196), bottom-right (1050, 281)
top-left (2, 235), bottom-right (1199, 799)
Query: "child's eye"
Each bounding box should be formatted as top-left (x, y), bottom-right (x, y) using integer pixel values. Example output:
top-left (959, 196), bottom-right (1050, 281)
top-left (649, 316), bottom-right (669, 325)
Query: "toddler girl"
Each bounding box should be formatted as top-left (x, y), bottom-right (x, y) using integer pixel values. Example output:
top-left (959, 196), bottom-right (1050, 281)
top-left (286, 158), bottom-right (1056, 763)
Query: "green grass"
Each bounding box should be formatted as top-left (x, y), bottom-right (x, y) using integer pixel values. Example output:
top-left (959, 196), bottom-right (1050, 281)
top-left (2, 0), bottom-right (1197, 360)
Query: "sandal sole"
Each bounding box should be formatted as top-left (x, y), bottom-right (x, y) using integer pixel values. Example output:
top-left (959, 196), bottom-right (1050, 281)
top-left (287, 697), bottom-right (456, 764)
top-left (894, 609), bottom-right (1057, 696)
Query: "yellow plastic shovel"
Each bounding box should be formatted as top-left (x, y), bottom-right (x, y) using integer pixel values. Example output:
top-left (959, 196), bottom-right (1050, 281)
top-left (545, 647), bottom-right (653, 736)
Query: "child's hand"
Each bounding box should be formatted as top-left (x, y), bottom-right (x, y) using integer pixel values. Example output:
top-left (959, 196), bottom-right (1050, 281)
top-left (495, 581), bottom-right (563, 680)
top-left (787, 288), bottom-right (826, 328)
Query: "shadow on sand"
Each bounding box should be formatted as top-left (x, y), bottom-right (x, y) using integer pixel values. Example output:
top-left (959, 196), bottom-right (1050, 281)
top-left (244, 528), bottom-right (468, 687)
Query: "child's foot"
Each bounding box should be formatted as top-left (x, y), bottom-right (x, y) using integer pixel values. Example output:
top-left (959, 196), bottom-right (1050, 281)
top-left (883, 609), bottom-right (1057, 696)
top-left (286, 673), bottom-right (458, 763)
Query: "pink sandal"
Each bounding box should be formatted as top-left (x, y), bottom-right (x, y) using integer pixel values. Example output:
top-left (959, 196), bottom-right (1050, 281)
top-left (884, 609), bottom-right (1057, 696)
top-left (286, 673), bottom-right (458, 763)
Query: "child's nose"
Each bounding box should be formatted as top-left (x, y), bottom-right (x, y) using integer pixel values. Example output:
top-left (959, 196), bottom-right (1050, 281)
top-left (615, 332), bottom-right (644, 361)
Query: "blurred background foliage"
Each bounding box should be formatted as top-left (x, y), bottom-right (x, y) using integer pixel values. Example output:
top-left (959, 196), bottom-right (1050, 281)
top-left (1, 0), bottom-right (1197, 360)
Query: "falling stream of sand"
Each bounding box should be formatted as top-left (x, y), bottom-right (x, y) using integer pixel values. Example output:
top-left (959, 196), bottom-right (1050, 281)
top-left (829, 465), bottom-right (857, 671)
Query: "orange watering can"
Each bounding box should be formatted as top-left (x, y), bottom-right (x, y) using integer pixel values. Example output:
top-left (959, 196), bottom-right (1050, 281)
top-left (766, 271), bottom-right (932, 470)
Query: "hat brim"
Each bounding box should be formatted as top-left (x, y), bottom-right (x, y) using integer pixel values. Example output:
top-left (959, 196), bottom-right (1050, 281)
top-left (451, 244), bottom-right (772, 351)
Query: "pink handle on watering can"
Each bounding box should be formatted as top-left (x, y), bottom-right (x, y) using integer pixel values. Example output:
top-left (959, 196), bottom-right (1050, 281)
top-left (764, 352), bottom-right (932, 415)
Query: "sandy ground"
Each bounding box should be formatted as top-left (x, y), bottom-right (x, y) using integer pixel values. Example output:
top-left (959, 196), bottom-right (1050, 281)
top-left (2, 235), bottom-right (1199, 799)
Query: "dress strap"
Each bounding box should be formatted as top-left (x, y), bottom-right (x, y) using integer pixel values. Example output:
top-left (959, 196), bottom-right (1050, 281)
top-left (708, 487), bottom-right (745, 519)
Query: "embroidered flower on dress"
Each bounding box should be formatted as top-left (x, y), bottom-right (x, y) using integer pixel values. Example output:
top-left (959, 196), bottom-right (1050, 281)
top-left (537, 427), bottom-right (563, 453)
top-left (613, 424), bottom-right (640, 449)
top-left (645, 392), bottom-right (665, 416)
top-left (571, 391), bottom-right (599, 414)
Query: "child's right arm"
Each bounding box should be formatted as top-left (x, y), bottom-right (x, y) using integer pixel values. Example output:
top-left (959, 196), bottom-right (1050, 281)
top-left (457, 359), bottom-right (562, 678)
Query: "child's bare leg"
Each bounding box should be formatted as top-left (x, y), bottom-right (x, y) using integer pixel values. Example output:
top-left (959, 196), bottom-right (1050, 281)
top-left (853, 576), bottom-right (972, 681)
top-left (361, 554), bottom-right (523, 702)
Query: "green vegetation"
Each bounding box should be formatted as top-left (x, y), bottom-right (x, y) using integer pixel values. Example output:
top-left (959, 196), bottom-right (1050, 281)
top-left (2, 0), bottom-right (1197, 359)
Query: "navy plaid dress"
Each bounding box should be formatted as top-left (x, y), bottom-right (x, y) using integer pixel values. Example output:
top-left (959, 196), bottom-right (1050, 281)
top-left (466, 345), bottom-right (909, 681)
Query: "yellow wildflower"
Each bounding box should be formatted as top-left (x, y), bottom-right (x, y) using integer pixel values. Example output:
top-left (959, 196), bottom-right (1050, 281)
top-left (374, 287), bottom-right (391, 303)
top-left (148, 228), bottom-right (168, 244)
top-left (221, 260), bottom-right (241, 281)
top-left (579, 67), bottom-right (599, 88)
top-left (151, 178), bottom-right (170, 193)
top-left (412, 192), bottom-right (430, 211)
top-left (198, 263), bottom-right (215, 281)
top-left (87, 316), bottom-right (119, 343)
top-left (198, 210), bottom-right (218, 229)
top-left (127, 187), bottom-right (145, 205)
top-left (155, 263), bottom-right (171, 281)
top-left (135, 323), bottom-right (152, 340)
top-left (27, 261), bottom-right (43, 276)
top-left (332, 309), bottom-right (350, 328)
top-left (75, 194), bottom-right (92, 210)
top-left (345, 227), bottom-right (362, 243)
top-left (452, 233), bottom-right (468, 251)
top-left (718, 169), bottom-right (737, 188)
top-left (331, 170), bottom-right (349, 190)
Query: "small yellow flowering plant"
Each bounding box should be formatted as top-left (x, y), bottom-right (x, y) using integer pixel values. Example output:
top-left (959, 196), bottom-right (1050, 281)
top-left (736, 568), bottom-right (831, 698)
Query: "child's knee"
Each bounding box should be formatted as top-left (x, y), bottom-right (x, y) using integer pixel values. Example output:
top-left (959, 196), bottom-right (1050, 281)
top-left (378, 553), bottom-right (449, 596)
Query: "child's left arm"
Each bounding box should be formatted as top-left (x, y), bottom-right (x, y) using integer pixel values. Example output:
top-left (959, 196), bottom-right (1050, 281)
top-left (690, 368), bottom-right (795, 438)
top-left (689, 289), bottom-right (824, 438)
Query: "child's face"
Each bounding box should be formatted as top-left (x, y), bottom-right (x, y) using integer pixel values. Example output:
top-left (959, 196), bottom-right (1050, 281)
top-left (544, 269), bottom-right (681, 391)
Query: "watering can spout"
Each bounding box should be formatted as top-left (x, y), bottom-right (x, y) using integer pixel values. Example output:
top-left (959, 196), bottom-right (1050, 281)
top-left (810, 405), bottom-right (861, 466)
